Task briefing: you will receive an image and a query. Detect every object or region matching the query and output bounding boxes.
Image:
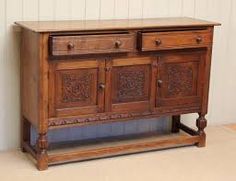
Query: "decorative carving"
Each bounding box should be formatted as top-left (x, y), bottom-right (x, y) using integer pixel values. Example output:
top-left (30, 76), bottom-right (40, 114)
top-left (114, 66), bottom-right (149, 103)
top-left (37, 134), bottom-right (48, 152)
top-left (48, 112), bottom-right (151, 127)
top-left (196, 113), bottom-right (207, 147)
top-left (36, 133), bottom-right (48, 170)
top-left (118, 70), bottom-right (144, 97)
top-left (167, 64), bottom-right (194, 97)
top-left (196, 114), bottom-right (207, 134)
top-left (62, 73), bottom-right (93, 103)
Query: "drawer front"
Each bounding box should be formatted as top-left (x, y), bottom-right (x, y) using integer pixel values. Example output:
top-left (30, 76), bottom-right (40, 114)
top-left (50, 34), bottom-right (135, 56)
top-left (139, 30), bottom-right (212, 51)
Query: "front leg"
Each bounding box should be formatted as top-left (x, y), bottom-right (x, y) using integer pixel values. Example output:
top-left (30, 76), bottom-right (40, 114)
top-left (196, 113), bottom-right (207, 147)
top-left (36, 133), bottom-right (48, 170)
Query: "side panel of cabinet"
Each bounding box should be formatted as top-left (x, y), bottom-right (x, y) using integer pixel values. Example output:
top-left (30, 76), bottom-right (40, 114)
top-left (156, 51), bottom-right (205, 112)
top-left (105, 56), bottom-right (157, 113)
top-left (49, 59), bottom-right (105, 117)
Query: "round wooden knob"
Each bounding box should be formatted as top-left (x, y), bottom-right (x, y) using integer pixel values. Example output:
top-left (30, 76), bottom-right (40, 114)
top-left (196, 37), bottom-right (203, 44)
top-left (114, 40), bottom-right (122, 48)
top-left (67, 42), bottom-right (75, 50)
top-left (155, 39), bottom-right (162, 46)
top-left (157, 80), bottom-right (163, 88)
top-left (99, 83), bottom-right (105, 90)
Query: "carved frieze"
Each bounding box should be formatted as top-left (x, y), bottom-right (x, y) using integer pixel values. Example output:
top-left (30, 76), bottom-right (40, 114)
top-left (48, 112), bottom-right (151, 127)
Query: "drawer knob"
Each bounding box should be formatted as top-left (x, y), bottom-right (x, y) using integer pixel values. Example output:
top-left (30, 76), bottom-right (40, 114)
top-left (157, 80), bottom-right (163, 88)
top-left (99, 83), bottom-right (105, 90)
top-left (115, 40), bottom-right (122, 48)
top-left (155, 39), bottom-right (162, 46)
top-left (67, 42), bottom-right (75, 50)
top-left (196, 37), bottom-right (203, 44)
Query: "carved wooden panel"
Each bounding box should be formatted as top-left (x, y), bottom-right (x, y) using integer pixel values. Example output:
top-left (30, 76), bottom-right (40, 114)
top-left (105, 56), bottom-right (154, 113)
top-left (112, 65), bottom-right (150, 103)
top-left (49, 59), bottom-right (105, 117)
top-left (156, 52), bottom-right (204, 108)
top-left (58, 69), bottom-right (97, 107)
top-left (166, 63), bottom-right (197, 98)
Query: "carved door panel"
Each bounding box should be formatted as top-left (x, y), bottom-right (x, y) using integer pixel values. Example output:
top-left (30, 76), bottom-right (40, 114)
top-left (156, 51), bottom-right (205, 110)
top-left (105, 56), bottom-right (156, 113)
top-left (49, 59), bottom-right (105, 117)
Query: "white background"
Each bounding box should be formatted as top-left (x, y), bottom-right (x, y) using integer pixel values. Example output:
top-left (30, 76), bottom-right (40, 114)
top-left (0, 0), bottom-right (235, 150)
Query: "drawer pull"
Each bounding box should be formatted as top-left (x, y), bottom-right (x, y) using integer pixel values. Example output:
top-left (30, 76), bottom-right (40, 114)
top-left (155, 39), bottom-right (162, 46)
top-left (99, 83), bottom-right (105, 90)
top-left (157, 80), bottom-right (163, 88)
top-left (196, 37), bottom-right (203, 44)
top-left (114, 40), bottom-right (122, 48)
top-left (67, 42), bottom-right (75, 50)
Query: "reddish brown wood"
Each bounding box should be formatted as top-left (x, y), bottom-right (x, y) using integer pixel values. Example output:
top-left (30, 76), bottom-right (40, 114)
top-left (49, 33), bottom-right (135, 57)
top-left (22, 141), bottom-right (37, 159)
top-left (196, 113), bottom-right (207, 147)
top-left (156, 51), bottom-right (203, 109)
top-left (139, 29), bottom-right (212, 51)
top-left (20, 29), bottom-right (40, 128)
top-left (36, 133), bottom-right (48, 170)
top-left (47, 133), bottom-right (200, 165)
top-left (18, 18), bottom-right (219, 170)
top-left (110, 56), bottom-right (153, 113)
top-left (15, 17), bottom-right (220, 33)
top-left (49, 59), bottom-right (105, 117)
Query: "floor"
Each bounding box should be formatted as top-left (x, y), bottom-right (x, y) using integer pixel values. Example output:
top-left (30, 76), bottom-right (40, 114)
top-left (1, 125), bottom-right (236, 181)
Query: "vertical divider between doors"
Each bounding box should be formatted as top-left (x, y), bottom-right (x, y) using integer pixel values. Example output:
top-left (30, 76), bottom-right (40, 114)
top-left (98, 59), bottom-right (106, 113)
top-left (150, 56), bottom-right (159, 112)
top-left (105, 58), bottom-right (113, 112)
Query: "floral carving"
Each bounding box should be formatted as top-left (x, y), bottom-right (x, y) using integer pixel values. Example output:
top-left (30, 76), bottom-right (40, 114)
top-left (167, 64), bottom-right (194, 97)
top-left (48, 112), bottom-right (151, 127)
top-left (62, 73), bottom-right (93, 103)
top-left (114, 66), bottom-right (149, 103)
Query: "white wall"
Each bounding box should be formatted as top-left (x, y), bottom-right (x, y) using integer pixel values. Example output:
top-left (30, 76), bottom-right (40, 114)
top-left (0, 0), bottom-right (235, 151)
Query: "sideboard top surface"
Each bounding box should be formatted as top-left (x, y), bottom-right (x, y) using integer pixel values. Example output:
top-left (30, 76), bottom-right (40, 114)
top-left (15, 17), bottom-right (220, 33)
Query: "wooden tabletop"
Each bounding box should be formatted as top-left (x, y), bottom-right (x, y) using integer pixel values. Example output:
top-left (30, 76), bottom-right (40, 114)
top-left (15, 17), bottom-right (220, 33)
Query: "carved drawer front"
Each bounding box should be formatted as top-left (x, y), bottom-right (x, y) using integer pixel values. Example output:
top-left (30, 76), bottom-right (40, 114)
top-left (139, 29), bottom-right (212, 51)
top-left (156, 51), bottom-right (205, 110)
top-left (105, 57), bottom-right (154, 113)
top-left (49, 33), bottom-right (135, 57)
top-left (49, 59), bottom-right (105, 117)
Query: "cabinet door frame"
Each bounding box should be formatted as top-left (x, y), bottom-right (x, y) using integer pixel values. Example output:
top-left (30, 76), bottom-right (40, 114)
top-left (49, 59), bottom-right (105, 118)
top-left (155, 50), bottom-right (205, 111)
top-left (105, 56), bottom-right (157, 113)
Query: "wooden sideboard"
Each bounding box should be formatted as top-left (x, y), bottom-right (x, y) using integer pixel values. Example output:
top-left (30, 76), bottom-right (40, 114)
top-left (16, 17), bottom-right (220, 170)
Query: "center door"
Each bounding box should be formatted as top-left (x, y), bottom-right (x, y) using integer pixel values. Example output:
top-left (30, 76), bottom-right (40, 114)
top-left (105, 56), bottom-right (155, 113)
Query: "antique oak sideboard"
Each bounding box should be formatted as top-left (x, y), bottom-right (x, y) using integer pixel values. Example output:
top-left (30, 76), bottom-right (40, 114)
top-left (16, 18), bottom-right (220, 170)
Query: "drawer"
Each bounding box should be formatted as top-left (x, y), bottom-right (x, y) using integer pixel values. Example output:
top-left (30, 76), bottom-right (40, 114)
top-left (49, 33), bottom-right (135, 57)
top-left (138, 30), bottom-right (212, 51)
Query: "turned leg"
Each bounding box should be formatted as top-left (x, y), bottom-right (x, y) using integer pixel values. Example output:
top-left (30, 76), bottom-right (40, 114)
top-left (36, 133), bottom-right (48, 170)
top-left (21, 117), bottom-right (31, 152)
top-left (196, 113), bottom-right (207, 147)
top-left (171, 115), bottom-right (181, 133)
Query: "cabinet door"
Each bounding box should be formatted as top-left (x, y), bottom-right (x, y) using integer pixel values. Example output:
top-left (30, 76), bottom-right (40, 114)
top-left (105, 56), bottom-right (155, 113)
top-left (156, 51), bottom-right (204, 110)
top-left (49, 59), bottom-right (105, 117)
